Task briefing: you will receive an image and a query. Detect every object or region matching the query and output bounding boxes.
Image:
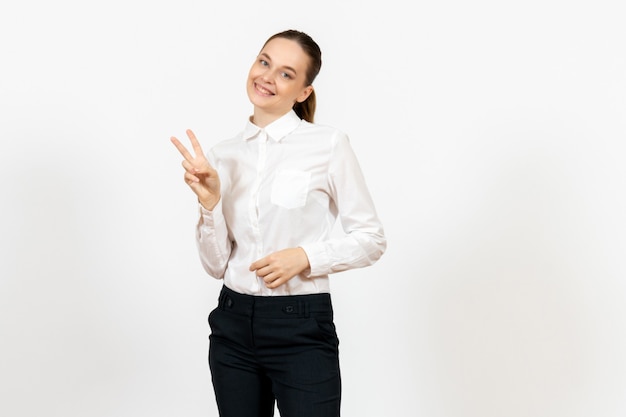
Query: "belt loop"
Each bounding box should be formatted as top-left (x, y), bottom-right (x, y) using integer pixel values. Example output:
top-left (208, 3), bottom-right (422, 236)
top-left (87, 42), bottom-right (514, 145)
top-left (299, 300), bottom-right (309, 319)
top-left (218, 288), bottom-right (227, 311)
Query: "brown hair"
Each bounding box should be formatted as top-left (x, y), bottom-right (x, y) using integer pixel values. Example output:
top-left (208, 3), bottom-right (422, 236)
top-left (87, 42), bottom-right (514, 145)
top-left (262, 30), bottom-right (322, 123)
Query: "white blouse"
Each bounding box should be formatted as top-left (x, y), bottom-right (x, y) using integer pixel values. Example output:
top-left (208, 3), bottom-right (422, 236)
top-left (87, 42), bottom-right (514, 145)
top-left (196, 110), bottom-right (386, 296)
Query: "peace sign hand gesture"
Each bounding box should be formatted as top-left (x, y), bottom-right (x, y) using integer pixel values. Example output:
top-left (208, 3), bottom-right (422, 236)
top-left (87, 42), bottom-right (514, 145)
top-left (171, 129), bottom-right (221, 211)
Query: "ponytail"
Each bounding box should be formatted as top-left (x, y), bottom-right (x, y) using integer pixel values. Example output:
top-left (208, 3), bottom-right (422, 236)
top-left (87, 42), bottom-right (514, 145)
top-left (294, 89), bottom-right (317, 123)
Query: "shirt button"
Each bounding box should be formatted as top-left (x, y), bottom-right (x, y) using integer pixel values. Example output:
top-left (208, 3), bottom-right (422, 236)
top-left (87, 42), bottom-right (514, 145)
top-left (226, 298), bottom-right (233, 308)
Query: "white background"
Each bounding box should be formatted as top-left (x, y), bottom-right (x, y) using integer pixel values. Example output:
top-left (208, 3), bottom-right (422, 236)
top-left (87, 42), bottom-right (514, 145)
top-left (1, 1), bottom-right (625, 416)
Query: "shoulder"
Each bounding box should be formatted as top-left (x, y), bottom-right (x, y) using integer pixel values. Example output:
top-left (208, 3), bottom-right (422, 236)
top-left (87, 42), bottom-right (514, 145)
top-left (204, 132), bottom-right (245, 170)
top-left (297, 120), bottom-right (350, 145)
top-left (208, 132), bottom-right (245, 157)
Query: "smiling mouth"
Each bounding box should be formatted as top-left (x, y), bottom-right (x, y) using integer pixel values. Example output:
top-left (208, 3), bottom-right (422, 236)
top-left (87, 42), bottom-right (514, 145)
top-left (255, 83), bottom-right (275, 96)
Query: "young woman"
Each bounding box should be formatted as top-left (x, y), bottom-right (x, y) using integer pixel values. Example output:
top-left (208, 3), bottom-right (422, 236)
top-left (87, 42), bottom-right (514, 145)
top-left (171, 29), bottom-right (386, 417)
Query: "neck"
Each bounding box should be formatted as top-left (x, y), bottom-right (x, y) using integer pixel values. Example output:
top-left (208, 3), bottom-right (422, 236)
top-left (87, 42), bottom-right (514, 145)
top-left (251, 108), bottom-right (290, 128)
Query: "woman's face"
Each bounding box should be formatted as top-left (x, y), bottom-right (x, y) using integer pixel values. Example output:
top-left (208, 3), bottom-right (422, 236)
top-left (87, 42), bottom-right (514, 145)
top-left (247, 37), bottom-right (313, 121)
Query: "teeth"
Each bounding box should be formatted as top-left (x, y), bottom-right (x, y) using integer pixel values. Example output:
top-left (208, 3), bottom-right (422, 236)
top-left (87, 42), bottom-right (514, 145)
top-left (257, 84), bottom-right (273, 95)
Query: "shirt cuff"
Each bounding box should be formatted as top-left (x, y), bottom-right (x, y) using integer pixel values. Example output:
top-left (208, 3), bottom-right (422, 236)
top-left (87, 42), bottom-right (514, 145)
top-left (299, 242), bottom-right (330, 278)
top-left (198, 198), bottom-right (225, 227)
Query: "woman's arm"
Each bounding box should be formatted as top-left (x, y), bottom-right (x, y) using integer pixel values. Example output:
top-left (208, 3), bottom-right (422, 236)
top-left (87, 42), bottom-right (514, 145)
top-left (301, 131), bottom-right (387, 277)
top-left (172, 129), bottom-right (230, 279)
top-left (196, 198), bottom-right (232, 279)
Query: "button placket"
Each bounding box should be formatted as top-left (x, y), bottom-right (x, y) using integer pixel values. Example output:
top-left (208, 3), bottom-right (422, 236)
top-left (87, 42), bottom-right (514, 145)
top-left (249, 130), bottom-right (268, 293)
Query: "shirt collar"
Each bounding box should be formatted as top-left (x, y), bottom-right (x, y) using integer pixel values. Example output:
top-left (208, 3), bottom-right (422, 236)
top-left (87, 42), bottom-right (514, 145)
top-left (241, 110), bottom-right (302, 142)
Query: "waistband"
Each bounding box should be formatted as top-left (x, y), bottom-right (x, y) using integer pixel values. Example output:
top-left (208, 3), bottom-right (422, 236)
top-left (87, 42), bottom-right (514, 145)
top-left (217, 285), bottom-right (333, 319)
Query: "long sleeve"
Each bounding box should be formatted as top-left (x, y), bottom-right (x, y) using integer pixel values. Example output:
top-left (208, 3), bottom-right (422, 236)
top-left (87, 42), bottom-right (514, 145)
top-left (196, 198), bottom-right (232, 280)
top-left (299, 132), bottom-right (386, 277)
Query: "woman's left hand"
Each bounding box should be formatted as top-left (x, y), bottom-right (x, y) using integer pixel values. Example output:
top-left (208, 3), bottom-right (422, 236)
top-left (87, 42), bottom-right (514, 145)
top-left (250, 248), bottom-right (310, 289)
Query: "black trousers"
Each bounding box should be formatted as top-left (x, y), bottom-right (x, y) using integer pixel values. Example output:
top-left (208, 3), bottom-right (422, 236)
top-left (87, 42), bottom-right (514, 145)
top-left (208, 285), bottom-right (341, 417)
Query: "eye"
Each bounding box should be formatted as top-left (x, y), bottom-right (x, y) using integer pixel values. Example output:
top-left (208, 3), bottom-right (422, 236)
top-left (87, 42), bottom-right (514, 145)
top-left (280, 72), bottom-right (293, 79)
top-left (259, 59), bottom-right (269, 67)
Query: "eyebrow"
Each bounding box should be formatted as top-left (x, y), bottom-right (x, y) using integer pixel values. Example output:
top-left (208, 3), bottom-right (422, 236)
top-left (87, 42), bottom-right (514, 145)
top-left (259, 52), bottom-right (297, 75)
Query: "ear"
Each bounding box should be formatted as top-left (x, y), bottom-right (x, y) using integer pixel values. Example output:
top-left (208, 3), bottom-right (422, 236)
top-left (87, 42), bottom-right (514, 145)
top-left (296, 85), bottom-right (314, 103)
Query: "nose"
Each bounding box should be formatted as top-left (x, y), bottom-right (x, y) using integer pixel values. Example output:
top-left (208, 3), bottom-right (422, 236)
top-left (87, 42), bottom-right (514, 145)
top-left (259, 69), bottom-right (274, 83)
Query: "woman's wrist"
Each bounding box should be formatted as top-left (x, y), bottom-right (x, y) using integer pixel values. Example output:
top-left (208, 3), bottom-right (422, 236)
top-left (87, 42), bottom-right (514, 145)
top-left (199, 196), bottom-right (220, 211)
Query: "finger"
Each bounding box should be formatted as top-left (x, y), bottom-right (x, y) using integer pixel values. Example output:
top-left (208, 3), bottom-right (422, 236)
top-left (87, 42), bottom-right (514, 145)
top-left (182, 159), bottom-right (206, 175)
top-left (190, 162), bottom-right (215, 176)
top-left (263, 272), bottom-right (279, 284)
top-left (265, 276), bottom-right (285, 289)
top-left (186, 129), bottom-right (205, 157)
top-left (249, 258), bottom-right (267, 272)
top-left (184, 171), bottom-right (200, 184)
top-left (170, 137), bottom-right (194, 161)
top-left (254, 265), bottom-right (272, 278)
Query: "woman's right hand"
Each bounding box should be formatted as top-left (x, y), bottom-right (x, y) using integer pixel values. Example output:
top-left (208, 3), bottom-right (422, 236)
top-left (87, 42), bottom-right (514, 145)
top-left (171, 129), bottom-right (221, 211)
